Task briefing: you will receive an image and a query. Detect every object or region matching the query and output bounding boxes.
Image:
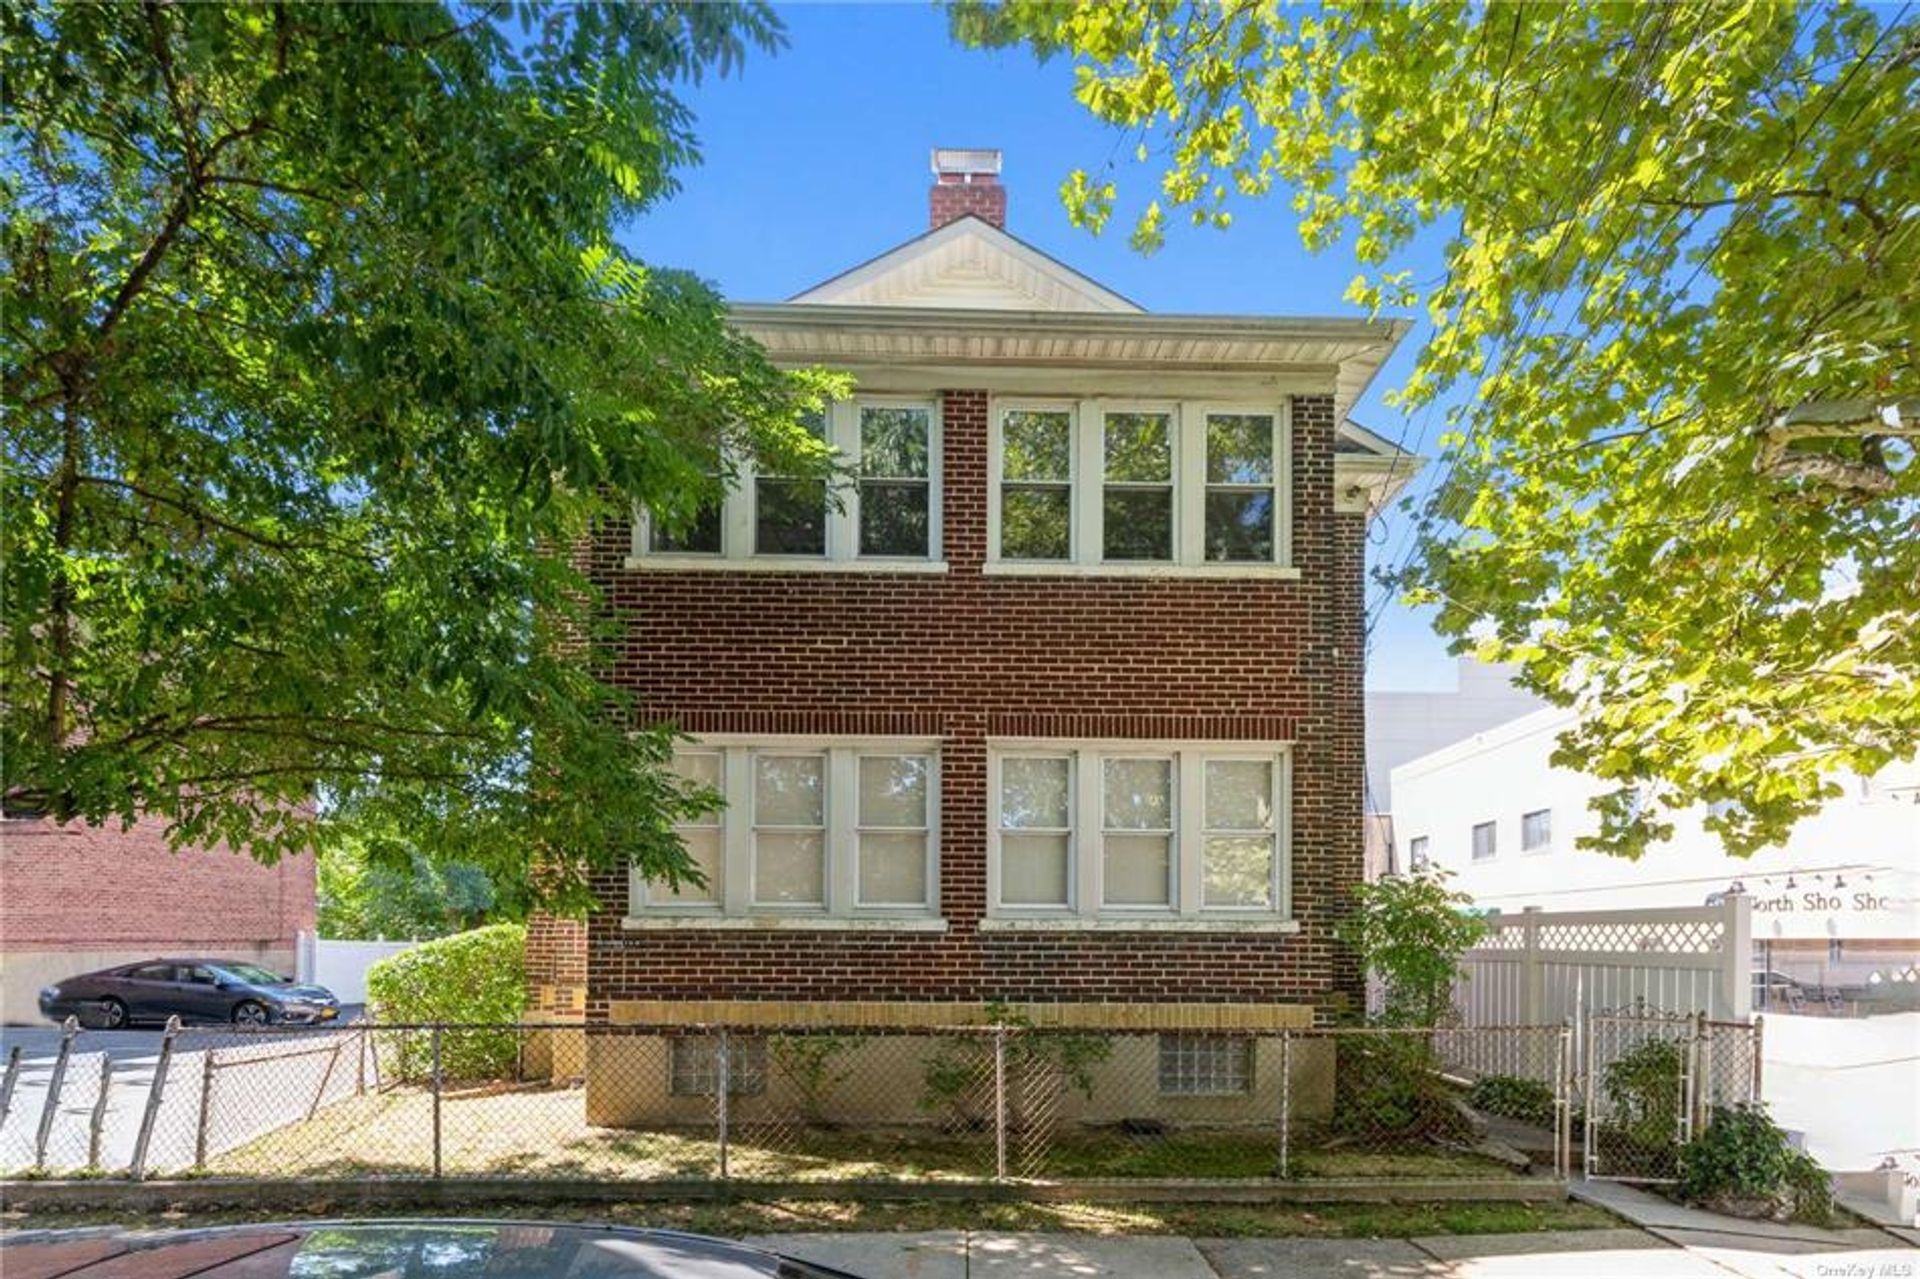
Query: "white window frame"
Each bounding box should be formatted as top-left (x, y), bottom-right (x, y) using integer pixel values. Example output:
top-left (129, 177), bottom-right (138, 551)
top-left (1520, 808), bottom-right (1552, 853)
top-left (1098, 403), bottom-right (1180, 564)
top-left (1407, 835), bottom-right (1430, 872)
top-left (630, 737), bottom-right (942, 923)
top-left (854, 750), bottom-right (937, 909)
top-left (632, 398), bottom-right (944, 570)
top-left (1471, 820), bottom-right (1498, 862)
top-left (986, 741), bottom-right (1293, 925)
top-left (987, 398), bottom-right (1294, 575)
top-left (1099, 752), bottom-right (1177, 912)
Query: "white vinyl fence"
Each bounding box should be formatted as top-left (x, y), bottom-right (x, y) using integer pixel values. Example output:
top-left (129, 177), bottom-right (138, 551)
top-left (1455, 896), bottom-right (1753, 1027)
top-left (295, 934), bottom-right (418, 1006)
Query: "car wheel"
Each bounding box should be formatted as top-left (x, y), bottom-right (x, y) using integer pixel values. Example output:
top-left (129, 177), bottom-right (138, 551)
top-left (231, 1000), bottom-right (271, 1027)
top-left (98, 998), bottom-right (129, 1030)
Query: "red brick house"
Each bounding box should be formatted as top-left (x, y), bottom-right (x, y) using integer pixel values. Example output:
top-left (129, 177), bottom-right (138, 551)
top-left (0, 811), bottom-right (316, 1024)
top-left (541, 150), bottom-right (1414, 1070)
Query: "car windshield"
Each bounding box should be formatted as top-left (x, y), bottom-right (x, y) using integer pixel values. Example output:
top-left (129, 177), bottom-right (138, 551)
top-left (214, 963), bottom-right (288, 985)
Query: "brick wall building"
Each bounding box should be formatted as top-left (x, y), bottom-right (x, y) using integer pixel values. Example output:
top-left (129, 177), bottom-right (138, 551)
top-left (0, 813), bottom-right (315, 1023)
top-left (530, 150), bottom-right (1415, 1072)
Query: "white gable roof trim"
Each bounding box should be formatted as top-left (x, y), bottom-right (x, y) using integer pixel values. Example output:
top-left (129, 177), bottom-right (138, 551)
top-left (791, 216), bottom-right (1143, 314)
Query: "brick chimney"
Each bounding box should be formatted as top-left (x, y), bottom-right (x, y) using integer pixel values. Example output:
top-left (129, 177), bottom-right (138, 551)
top-left (929, 147), bottom-right (1006, 230)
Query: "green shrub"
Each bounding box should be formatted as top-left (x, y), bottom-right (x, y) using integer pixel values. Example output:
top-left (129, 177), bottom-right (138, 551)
top-left (1678, 1105), bottom-right (1834, 1225)
top-left (1331, 1033), bottom-right (1468, 1143)
top-left (1467, 1074), bottom-right (1558, 1127)
top-left (1335, 870), bottom-right (1487, 1028)
top-left (366, 923), bottom-right (527, 1081)
top-left (1594, 1036), bottom-right (1686, 1178)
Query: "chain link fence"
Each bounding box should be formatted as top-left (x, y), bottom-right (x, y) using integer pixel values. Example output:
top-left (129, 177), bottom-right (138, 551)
top-left (1, 1019), bottom-right (1590, 1188)
top-left (1582, 1009), bottom-right (1763, 1184)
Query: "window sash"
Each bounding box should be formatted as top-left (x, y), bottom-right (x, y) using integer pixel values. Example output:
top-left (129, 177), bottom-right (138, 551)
top-left (1472, 821), bottom-right (1498, 861)
top-left (989, 400), bottom-right (1290, 569)
top-left (991, 745), bottom-right (1290, 919)
top-left (635, 742), bottom-right (939, 918)
top-left (1521, 809), bottom-right (1552, 851)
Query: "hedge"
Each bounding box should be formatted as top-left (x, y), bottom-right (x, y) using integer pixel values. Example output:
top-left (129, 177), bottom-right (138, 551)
top-left (366, 923), bottom-right (527, 1081)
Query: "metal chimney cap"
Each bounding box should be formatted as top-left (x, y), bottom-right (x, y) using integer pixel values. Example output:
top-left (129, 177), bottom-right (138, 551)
top-left (931, 147), bottom-right (1003, 179)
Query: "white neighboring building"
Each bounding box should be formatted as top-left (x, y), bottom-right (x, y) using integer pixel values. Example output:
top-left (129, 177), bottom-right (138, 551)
top-left (1365, 658), bottom-right (1546, 815)
top-left (1390, 706), bottom-right (1920, 993)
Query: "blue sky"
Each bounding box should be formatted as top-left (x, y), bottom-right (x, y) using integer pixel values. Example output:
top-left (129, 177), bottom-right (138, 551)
top-left (622, 3), bottom-right (1464, 691)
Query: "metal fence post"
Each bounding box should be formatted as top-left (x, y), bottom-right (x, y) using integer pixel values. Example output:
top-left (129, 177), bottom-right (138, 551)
top-left (1692, 1010), bottom-right (1712, 1135)
top-left (34, 1016), bottom-right (80, 1170)
top-left (993, 1025), bottom-right (1008, 1181)
top-left (430, 1025), bottom-right (443, 1179)
top-left (194, 1048), bottom-right (218, 1170)
top-left (129, 1016), bottom-right (181, 1181)
top-left (309, 1035), bottom-right (346, 1121)
top-left (0, 1045), bottom-right (23, 1129)
top-left (1556, 1021), bottom-right (1573, 1182)
top-left (86, 1055), bottom-right (113, 1171)
top-left (715, 1029), bottom-right (730, 1180)
top-left (1277, 1032), bottom-right (1292, 1179)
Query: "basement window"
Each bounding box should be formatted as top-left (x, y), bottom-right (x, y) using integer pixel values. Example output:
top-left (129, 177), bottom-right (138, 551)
top-left (669, 1036), bottom-right (767, 1098)
top-left (1158, 1035), bottom-right (1253, 1096)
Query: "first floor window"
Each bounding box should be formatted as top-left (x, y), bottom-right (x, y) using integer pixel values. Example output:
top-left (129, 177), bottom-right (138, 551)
top-left (992, 743), bottom-right (1290, 919)
top-left (753, 753), bottom-right (826, 906)
top-left (1472, 821), bottom-right (1498, 861)
top-left (1521, 809), bottom-right (1552, 851)
top-left (998, 754), bottom-right (1073, 906)
top-left (1407, 835), bottom-right (1430, 872)
top-left (1158, 1035), bottom-right (1252, 1095)
top-left (634, 740), bottom-right (940, 919)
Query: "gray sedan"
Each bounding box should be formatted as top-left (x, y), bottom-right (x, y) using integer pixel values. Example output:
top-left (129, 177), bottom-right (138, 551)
top-left (37, 957), bottom-right (341, 1028)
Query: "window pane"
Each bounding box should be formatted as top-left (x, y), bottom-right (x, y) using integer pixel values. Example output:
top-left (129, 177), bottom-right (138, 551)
top-left (651, 502), bottom-right (721, 554)
top-left (1104, 412), bottom-right (1171, 482)
top-left (1409, 836), bottom-right (1430, 870)
top-left (860, 755), bottom-right (928, 828)
top-left (666, 827), bottom-right (722, 904)
top-left (1002, 410), bottom-right (1072, 481)
top-left (1522, 809), bottom-right (1551, 850)
top-left (671, 1037), bottom-right (767, 1097)
top-left (674, 751), bottom-right (722, 794)
top-left (858, 482), bottom-right (929, 556)
top-left (755, 831), bottom-right (824, 904)
top-left (1103, 488), bottom-right (1173, 560)
top-left (1001, 833), bottom-right (1070, 905)
top-left (1204, 835), bottom-right (1274, 907)
top-left (1203, 490), bottom-right (1274, 562)
top-left (755, 478), bottom-right (826, 555)
top-left (1206, 414), bottom-right (1275, 484)
top-left (1104, 833), bottom-right (1171, 907)
top-left (1001, 486), bottom-right (1071, 559)
top-left (1159, 1035), bottom-right (1252, 1095)
top-left (1472, 822), bottom-right (1497, 860)
top-left (1103, 758), bottom-right (1171, 829)
top-left (1206, 760), bottom-right (1274, 830)
top-left (860, 406), bottom-right (930, 478)
top-left (755, 755), bottom-right (824, 826)
top-left (859, 832), bottom-right (928, 905)
top-left (1001, 757), bottom-right (1070, 828)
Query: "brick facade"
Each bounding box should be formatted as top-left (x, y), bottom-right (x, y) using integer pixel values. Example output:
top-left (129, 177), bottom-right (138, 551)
top-left (574, 392), bottom-right (1368, 1024)
top-left (0, 813), bottom-right (315, 1022)
top-left (929, 177), bottom-right (1006, 230)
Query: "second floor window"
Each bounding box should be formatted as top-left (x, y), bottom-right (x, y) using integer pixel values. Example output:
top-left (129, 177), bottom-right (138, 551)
top-left (1521, 808), bottom-right (1552, 851)
top-left (992, 401), bottom-right (1292, 571)
top-left (755, 412), bottom-right (829, 556)
top-left (1471, 821), bottom-right (1498, 861)
top-left (638, 400), bottom-right (941, 565)
top-left (1407, 835), bottom-right (1430, 871)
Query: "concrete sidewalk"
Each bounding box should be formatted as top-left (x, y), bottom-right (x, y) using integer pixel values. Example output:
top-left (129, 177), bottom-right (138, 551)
top-left (746, 1221), bottom-right (1917, 1278)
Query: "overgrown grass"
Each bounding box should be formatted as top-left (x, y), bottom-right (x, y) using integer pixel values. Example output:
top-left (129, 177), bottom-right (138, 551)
top-left (0, 1196), bottom-right (1620, 1239)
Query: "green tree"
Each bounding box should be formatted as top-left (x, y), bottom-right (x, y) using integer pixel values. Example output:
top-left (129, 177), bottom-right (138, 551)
top-left (954, 1), bottom-right (1918, 857)
top-left (3, 3), bottom-right (838, 908)
top-left (317, 817), bottom-right (502, 941)
top-left (1335, 869), bottom-right (1487, 1027)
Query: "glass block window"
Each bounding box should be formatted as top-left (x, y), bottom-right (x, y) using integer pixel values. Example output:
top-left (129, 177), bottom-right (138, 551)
top-left (669, 1036), bottom-right (767, 1097)
top-left (1158, 1035), bottom-right (1253, 1095)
